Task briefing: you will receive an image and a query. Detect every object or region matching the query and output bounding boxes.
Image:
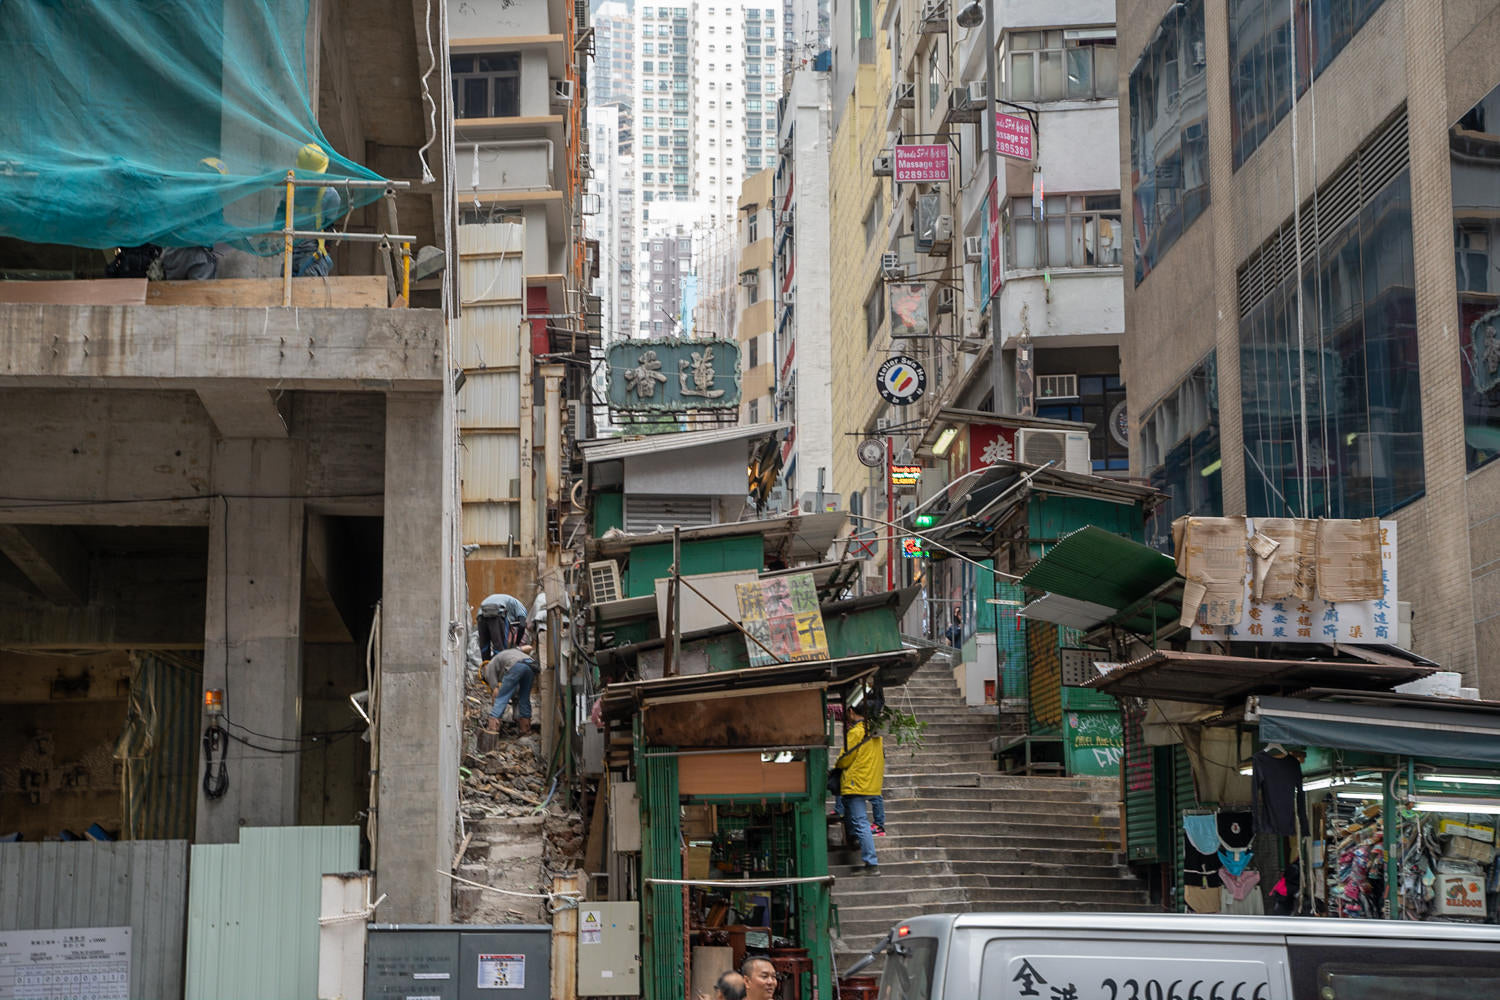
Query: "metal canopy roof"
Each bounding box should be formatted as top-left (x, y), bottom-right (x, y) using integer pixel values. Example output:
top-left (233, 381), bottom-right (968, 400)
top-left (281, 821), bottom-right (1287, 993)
top-left (599, 648), bottom-right (924, 722)
top-left (1087, 650), bottom-right (1437, 706)
top-left (579, 421), bottom-right (791, 463)
top-left (1020, 592), bottom-right (1121, 630)
top-left (587, 510), bottom-right (850, 566)
top-left (1019, 525), bottom-right (1178, 608)
top-left (1249, 693), bottom-right (1500, 764)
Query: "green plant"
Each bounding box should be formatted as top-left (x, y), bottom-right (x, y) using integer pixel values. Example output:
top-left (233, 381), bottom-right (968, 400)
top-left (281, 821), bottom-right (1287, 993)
top-left (874, 707), bottom-right (927, 753)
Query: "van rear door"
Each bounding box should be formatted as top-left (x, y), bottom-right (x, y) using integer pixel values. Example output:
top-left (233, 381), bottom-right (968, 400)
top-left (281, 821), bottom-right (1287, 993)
top-left (972, 932), bottom-right (1290, 1000)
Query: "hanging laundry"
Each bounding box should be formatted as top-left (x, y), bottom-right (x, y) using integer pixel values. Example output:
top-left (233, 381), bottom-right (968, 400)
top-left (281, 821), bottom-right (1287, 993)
top-left (1217, 810), bottom-right (1254, 851)
top-left (1220, 867), bottom-right (1261, 901)
top-left (1184, 884), bottom-right (1222, 914)
top-left (1184, 843), bottom-right (1221, 888)
top-left (1218, 848), bottom-right (1254, 877)
top-left (1183, 812), bottom-right (1220, 855)
top-left (1251, 749), bottom-right (1307, 836)
top-left (1220, 884), bottom-right (1266, 915)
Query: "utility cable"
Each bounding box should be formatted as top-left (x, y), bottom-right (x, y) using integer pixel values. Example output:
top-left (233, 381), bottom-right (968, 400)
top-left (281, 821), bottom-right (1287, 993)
top-left (202, 721), bottom-right (229, 799)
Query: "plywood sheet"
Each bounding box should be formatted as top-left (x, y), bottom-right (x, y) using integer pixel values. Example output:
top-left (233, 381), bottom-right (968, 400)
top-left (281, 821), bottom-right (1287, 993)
top-left (644, 689), bottom-right (823, 748)
top-left (676, 752), bottom-right (807, 797)
top-left (144, 275), bottom-right (387, 308)
top-left (0, 278), bottom-right (146, 305)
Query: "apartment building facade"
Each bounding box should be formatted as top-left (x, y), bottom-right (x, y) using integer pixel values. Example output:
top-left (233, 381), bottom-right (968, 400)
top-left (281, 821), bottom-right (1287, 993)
top-left (1119, 0), bottom-right (1500, 692)
top-left (774, 69), bottom-right (838, 506)
top-left (735, 168), bottom-right (778, 425)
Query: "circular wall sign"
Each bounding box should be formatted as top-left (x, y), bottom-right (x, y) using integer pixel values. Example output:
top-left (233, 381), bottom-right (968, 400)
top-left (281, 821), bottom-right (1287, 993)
top-left (877, 356), bottom-right (927, 405)
top-left (857, 439), bottom-right (886, 467)
top-left (1110, 400), bottom-right (1130, 448)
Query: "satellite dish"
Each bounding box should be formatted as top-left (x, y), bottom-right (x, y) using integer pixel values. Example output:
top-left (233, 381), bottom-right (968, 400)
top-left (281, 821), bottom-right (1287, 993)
top-left (857, 439), bottom-right (885, 468)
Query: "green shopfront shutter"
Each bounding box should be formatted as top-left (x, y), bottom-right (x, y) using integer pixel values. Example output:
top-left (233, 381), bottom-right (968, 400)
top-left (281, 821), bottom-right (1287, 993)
top-left (1170, 744), bottom-right (1198, 913)
top-left (1121, 699), bottom-right (1159, 862)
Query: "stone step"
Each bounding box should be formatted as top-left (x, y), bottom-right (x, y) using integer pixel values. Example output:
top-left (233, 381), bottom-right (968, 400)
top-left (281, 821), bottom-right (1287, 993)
top-left (882, 772), bottom-right (1117, 792)
top-left (833, 900), bottom-right (1154, 942)
top-left (882, 800), bottom-right (1120, 821)
top-left (829, 857), bottom-right (1136, 881)
top-left (832, 876), bottom-right (1148, 905)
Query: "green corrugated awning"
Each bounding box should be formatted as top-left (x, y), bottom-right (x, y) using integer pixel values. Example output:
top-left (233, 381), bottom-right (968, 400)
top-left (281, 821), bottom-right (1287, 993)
top-left (1019, 525), bottom-right (1178, 610)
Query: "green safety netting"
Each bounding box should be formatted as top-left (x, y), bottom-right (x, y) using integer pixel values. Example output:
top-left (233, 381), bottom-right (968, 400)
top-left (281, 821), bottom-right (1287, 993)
top-left (0, 0), bottom-right (387, 251)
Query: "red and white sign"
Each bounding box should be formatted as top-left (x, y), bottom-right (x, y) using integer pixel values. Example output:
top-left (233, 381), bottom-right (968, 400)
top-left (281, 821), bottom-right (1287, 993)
top-left (968, 424), bottom-right (1017, 473)
top-left (995, 112), bottom-right (1033, 161)
top-left (893, 144), bottom-right (950, 183)
top-left (987, 179), bottom-right (1002, 299)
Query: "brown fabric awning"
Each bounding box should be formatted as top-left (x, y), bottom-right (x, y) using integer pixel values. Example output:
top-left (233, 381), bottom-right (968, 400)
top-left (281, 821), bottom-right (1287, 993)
top-left (1086, 649), bottom-right (1436, 706)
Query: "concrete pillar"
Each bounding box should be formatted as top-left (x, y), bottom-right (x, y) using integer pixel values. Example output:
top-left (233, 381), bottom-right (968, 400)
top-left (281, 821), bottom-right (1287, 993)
top-left (198, 439), bottom-right (306, 842)
top-left (376, 392), bottom-right (458, 923)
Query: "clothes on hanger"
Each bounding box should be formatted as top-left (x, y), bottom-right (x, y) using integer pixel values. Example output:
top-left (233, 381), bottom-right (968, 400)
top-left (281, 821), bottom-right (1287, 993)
top-left (1184, 884), bottom-right (1222, 914)
top-left (1251, 749), bottom-right (1307, 836)
top-left (1183, 812), bottom-right (1220, 855)
top-left (1220, 884), bottom-right (1266, 915)
top-left (1218, 848), bottom-right (1254, 877)
top-left (1184, 844), bottom-right (1221, 888)
top-left (1217, 810), bottom-right (1254, 850)
top-left (1220, 867), bottom-right (1261, 900)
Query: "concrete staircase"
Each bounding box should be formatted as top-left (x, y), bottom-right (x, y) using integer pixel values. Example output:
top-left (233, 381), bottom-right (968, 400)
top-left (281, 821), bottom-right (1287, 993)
top-left (829, 656), bottom-right (1151, 971)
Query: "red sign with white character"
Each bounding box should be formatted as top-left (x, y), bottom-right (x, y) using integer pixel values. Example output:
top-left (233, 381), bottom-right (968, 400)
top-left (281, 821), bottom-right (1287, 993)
top-left (893, 144), bottom-right (950, 183)
top-left (968, 425), bottom-right (1017, 472)
top-left (995, 112), bottom-right (1033, 161)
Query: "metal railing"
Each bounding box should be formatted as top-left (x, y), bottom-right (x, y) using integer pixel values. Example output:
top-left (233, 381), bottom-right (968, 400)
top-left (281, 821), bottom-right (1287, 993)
top-left (272, 174), bottom-right (416, 307)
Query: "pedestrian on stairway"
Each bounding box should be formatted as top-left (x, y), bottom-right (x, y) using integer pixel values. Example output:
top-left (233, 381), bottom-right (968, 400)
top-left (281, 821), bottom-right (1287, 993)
top-left (944, 610), bottom-right (964, 648)
top-left (483, 644), bottom-right (537, 735)
top-left (836, 701), bottom-right (885, 874)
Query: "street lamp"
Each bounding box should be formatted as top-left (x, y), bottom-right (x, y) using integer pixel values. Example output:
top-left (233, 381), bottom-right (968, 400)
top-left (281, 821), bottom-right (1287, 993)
top-left (953, 0), bottom-right (1007, 414)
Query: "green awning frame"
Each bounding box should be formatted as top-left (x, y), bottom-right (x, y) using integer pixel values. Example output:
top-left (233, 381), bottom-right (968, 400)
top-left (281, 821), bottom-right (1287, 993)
top-left (1019, 524), bottom-right (1178, 610)
top-left (1249, 694), bottom-right (1500, 764)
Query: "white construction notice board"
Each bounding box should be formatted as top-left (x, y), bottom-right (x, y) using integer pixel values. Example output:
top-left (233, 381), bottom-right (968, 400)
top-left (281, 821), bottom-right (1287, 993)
top-left (0, 926), bottom-right (130, 1000)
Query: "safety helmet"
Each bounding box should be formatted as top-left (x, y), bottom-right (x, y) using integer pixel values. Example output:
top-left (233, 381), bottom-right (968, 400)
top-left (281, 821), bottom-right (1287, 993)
top-left (296, 142), bottom-right (329, 173)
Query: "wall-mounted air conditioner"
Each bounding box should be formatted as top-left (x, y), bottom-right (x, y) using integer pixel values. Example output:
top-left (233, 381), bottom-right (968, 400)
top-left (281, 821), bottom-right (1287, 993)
top-left (551, 79), bottom-right (575, 104)
top-left (1037, 373), bottom-right (1079, 400)
top-left (895, 82), bottom-right (916, 109)
top-left (963, 235), bottom-right (984, 261)
top-left (872, 154), bottom-right (894, 176)
top-left (1016, 429), bottom-right (1091, 474)
top-left (589, 560), bottom-right (623, 603)
top-left (781, 291), bottom-right (796, 305)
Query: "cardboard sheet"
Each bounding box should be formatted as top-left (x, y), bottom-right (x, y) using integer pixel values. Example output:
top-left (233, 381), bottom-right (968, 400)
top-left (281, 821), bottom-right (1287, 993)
top-left (1174, 517), bottom-right (1248, 626)
top-left (1251, 518), bottom-right (1316, 601)
top-left (1315, 518), bottom-right (1383, 602)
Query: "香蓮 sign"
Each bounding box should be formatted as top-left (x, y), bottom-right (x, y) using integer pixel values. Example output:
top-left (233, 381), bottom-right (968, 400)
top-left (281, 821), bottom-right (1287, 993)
top-left (995, 111), bottom-right (1033, 161)
top-left (606, 338), bottom-right (742, 411)
top-left (893, 144), bottom-right (950, 183)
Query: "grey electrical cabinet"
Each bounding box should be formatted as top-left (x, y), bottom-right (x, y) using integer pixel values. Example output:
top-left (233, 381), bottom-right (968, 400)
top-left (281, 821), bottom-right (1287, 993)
top-left (577, 902), bottom-right (641, 996)
top-left (366, 924), bottom-right (552, 1000)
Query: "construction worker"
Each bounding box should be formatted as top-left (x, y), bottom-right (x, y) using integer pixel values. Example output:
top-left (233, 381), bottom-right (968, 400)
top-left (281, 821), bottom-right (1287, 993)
top-left (477, 592), bottom-right (529, 659)
top-left (277, 142), bottom-right (344, 277)
top-left (483, 644), bottom-right (538, 736)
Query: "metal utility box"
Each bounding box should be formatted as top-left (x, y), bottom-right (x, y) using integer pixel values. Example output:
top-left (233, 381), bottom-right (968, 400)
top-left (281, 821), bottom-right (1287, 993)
top-left (577, 902), bottom-right (641, 996)
top-left (365, 924), bottom-right (551, 1000)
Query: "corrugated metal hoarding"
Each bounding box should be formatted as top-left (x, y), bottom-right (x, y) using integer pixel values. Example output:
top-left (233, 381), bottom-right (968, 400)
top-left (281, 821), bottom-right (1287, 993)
top-left (185, 826), bottom-right (359, 1000)
top-left (0, 840), bottom-right (189, 999)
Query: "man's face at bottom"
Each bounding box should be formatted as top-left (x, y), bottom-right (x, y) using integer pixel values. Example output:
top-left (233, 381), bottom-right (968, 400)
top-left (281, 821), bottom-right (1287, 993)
top-left (744, 959), bottom-right (779, 1000)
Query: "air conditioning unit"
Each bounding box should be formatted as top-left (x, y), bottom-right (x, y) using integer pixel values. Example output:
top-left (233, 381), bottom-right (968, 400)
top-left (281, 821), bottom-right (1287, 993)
top-left (1037, 373), bottom-right (1079, 400)
top-left (946, 87), bottom-right (981, 123)
top-left (964, 235), bottom-right (984, 261)
top-left (930, 214), bottom-right (954, 253)
top-left (551, 78), bottom-right (575, 104)
top-left (738, 271), bottom-right (759, 287)
top-left (782, 291), bottom-right (796, 305)
top-left (1016, 429), bottom-right (1091, 474)
top-left (920, 0), bottom-right (948, 32)
top-left (880, 250), bottom-right (901, 272)
top-left (780, 209), bottom-right (794, 224)
top-left (875, 416), bottom-right (894, 432)
top-left (589, 560), bottom-right (623, 603)
top-left (935, 287), bottom-right (955, 314)
top-left (895, 82), bottom-right (916, 109)
top-left (872, 154), bottom-right (894, 176)
top-left (800, 491), bottom-right (843, 513)
top-left (965, 80), bottom-right (988, 106)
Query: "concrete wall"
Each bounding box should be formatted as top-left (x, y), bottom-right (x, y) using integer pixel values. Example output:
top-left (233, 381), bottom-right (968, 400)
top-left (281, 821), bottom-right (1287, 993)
top-left (448, 0), bottom-right (554, 40)
top-left (998, 272), bottom-right (1124, 349)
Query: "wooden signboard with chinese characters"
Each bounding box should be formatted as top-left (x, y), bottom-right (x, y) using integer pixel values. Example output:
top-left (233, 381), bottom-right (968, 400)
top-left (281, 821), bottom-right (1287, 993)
top-left (643, 688), bottom-right (824, 748)
top-left (733, 573), bottom-right (829, 667)
top-left (605, 338), bottom-right (742, 412)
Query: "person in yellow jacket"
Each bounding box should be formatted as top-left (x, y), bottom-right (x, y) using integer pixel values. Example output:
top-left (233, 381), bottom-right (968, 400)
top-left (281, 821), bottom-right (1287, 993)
top-left (836, 702), bottom-right (885, 874)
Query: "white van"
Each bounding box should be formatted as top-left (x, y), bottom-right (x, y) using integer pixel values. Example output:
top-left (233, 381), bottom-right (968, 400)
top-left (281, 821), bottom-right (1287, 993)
top-left (861, 913), bottom-right (1500, 1000)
